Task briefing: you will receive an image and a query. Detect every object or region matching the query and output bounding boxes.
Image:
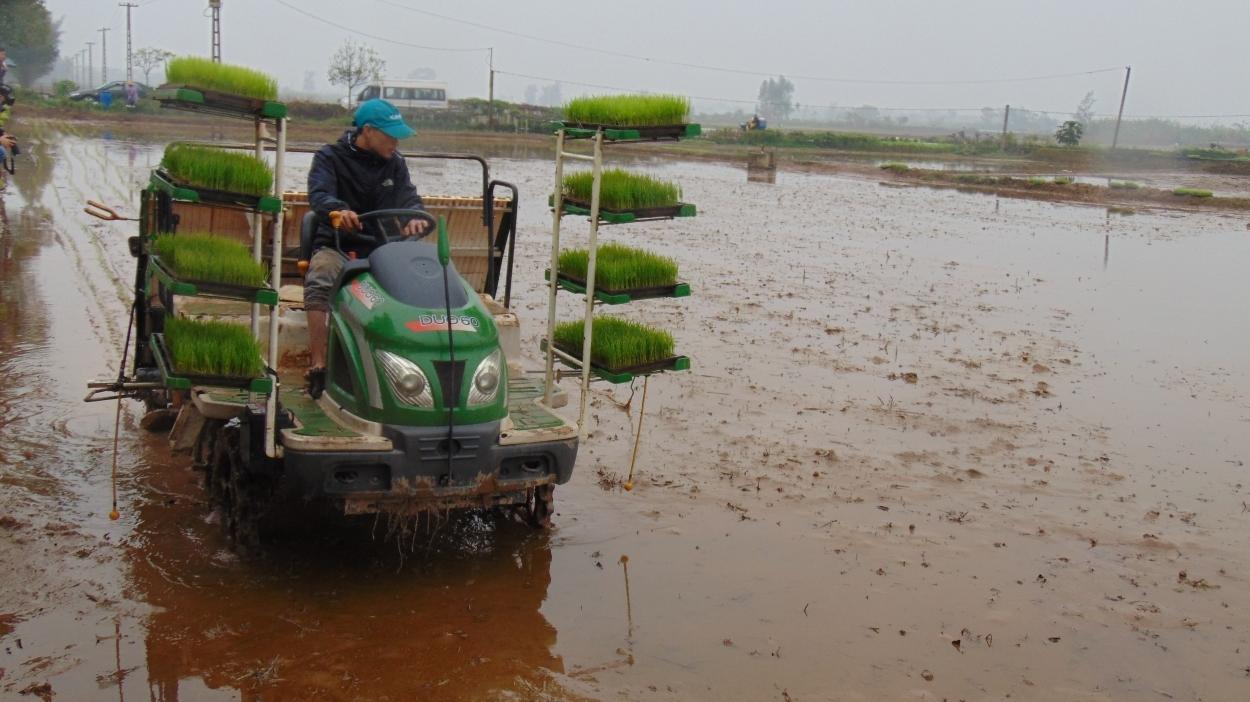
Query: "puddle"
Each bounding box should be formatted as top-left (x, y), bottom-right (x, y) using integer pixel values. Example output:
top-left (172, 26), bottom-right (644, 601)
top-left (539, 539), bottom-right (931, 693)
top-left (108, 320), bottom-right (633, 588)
top-left (1, 131), bottom-right (1248, 701)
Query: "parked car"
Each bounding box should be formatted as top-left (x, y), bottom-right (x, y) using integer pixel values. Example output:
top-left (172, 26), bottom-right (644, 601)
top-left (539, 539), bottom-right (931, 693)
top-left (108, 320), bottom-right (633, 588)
top-left (68, 81), bottom-right (152, 103)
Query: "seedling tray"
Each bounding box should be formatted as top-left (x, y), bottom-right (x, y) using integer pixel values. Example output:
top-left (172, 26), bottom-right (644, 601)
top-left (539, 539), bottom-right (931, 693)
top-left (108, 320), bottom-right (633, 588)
top-left (151, 169), bottom-right (282, 214)
top-left (545, 269), bottom-right (690, 304)
top-left (154, 85), bottom-right (287, 120)
top-left (557, 197), bottom-right (696, 224)
top-left (542, 339), bottom-right (690, 384)
top-left (151, 332), bottom-right (272, 393)
top-left (149, 255), bottom-right (278, 306)
top-left (554, 122), bottom-right (701, 142)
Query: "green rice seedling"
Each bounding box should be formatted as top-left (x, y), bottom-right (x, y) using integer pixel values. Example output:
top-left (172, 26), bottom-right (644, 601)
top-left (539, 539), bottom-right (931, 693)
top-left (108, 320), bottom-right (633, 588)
top-left (1109, 180), bottom-right (1141, 190)
top-left (1027, 176), bottom-right (1048, 186)
top-left (563, 94), bottom-right (690, 126)
top-left (559, 243), bottom-right (678, 290)
top-left (152, 234), bottom-right (267, 287)
top-left (162, 143), bottom-right (273, 197)
top-left (1170, 186), bottom-right (1210, 197)
top-left (164, 316), bottom-right (264, 378)
top-left (562, 169), bottom-right (681, 210)
top-left (165, 56), bottom-right (279, 101)
top-left (553, 317), bottom-right (675, 369)
top-left (1052, 176), bottom-right (1075, 185)
top-left (879, 162), bottom-right (909, 173)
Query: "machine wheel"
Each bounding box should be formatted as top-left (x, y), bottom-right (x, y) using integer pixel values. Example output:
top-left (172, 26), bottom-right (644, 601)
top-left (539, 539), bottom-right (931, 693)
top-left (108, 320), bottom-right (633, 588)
top-left (526, 484), bottom-right (555, 529)
top-left (206, 421), bottom-right (272, 554)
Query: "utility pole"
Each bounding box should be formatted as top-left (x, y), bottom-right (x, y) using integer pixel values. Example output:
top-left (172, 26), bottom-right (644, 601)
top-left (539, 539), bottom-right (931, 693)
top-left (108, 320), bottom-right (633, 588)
top-left (120, 2), bottom-right (138, 81)
top-left (209, 0), bottom-right (222, 63)
top-left (86, 42), bottom-right (95, 87)
top-left (1001, 104), bottom-right (1010, 150)
top-left (98, 28), bottom-right (110, 83)
top-left (1111, 65), bottom-right (1132, 150)
top-left (488, 47), bottom-right (495, 130)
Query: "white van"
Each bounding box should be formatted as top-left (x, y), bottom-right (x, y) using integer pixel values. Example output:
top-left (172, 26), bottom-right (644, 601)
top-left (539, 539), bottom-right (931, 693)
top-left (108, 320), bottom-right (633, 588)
top-left (354, 80), bottom-right (449, 110)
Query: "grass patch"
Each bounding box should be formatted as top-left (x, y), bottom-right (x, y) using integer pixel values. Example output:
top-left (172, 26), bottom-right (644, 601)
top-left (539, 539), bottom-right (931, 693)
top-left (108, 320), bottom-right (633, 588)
top-left (1173, 187), bottom-right (1213, 198)
top-left (152, 234), bottom-right (267, 287)
top-left (562, 169), bottom-right (681, 210)
top-left (1026, 177), bottom-right (1048, 186)
top-left (879, 162), bottom-right (909, 173)
top-left (563, 94), bottom-right (690, 126)
top-left (1052, 176), bottom-right (1075, 185)
top-left (165, 56), bottom-right (279, 101)
top-left (164, 317), bottom-right (264, 378)
top-left (1109, 180), bottom-right (1141, 190)
top-left (954, 174), bottom-right (1004, 186)
top-left (553, 317), bottom-right (675, 369)
top-left (161, 143), bottom-right (273, 197)
top-left (559, 243), bottom-right (678, 290)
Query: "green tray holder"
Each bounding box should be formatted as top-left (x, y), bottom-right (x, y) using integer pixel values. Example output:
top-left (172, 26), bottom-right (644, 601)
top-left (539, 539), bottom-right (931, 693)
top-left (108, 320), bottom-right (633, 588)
top-left (148, 256), bottom-right (278, 306)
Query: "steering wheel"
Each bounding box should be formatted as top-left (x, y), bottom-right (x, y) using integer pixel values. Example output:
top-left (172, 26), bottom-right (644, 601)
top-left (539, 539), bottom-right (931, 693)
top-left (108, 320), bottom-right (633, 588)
top-left (332, 208), bottom-right (437, 249)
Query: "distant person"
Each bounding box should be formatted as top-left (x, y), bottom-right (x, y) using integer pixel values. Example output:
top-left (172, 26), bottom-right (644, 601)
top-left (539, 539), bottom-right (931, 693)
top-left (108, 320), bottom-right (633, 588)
top-left (125, 81), bottom-right (138, 108)
top-left (303, 98), bottom-right (428, 396)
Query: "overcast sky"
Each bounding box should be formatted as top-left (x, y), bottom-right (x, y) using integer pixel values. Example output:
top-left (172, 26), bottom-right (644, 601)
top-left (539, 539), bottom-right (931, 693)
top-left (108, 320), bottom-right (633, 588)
top-left (45, 0), bottom-right (1250, 122)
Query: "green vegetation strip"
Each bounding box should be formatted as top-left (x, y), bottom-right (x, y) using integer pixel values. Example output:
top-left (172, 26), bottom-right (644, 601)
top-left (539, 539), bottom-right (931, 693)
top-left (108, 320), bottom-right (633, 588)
top-left (165, 56), bottom-right (279, 101)
top-left (553, 317), bottom-right (675, 369)
top-left (152, 234), bottom-right (267, 287)
top-left (1052, 176), bottom-right (1075, 185)
top-left (559, 243), bottom-right (678, 290)
top-left (1109, 180), bottom-right (1141, 190)
top-left (563, 94), bottom-right (690, 126)
top-left (562, 169), bottom-right (681, 210)
top-left (879, 162), bottom-right (909, 173)
top-left (1173, 187), bottom-right (1213, 198)
top-left (162, 143), bottom-right (273, 197)
top-left (164, 317), bottom-right (264, 378)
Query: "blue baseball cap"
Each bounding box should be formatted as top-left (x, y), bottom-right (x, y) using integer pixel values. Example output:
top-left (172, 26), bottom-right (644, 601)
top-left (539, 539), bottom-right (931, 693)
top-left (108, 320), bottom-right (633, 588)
top-left (353, 98), bottom-right (415, 139)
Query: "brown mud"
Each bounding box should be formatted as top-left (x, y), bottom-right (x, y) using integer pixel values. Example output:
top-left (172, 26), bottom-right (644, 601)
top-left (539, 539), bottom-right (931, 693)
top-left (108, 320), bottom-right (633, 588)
top-left (0, 131), bottom-right (1248, 700)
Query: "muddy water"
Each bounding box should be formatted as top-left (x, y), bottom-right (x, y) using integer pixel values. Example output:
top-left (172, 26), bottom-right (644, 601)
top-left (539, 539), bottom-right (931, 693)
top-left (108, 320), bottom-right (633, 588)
top-left (1, 130), bottom-right (1249, 701)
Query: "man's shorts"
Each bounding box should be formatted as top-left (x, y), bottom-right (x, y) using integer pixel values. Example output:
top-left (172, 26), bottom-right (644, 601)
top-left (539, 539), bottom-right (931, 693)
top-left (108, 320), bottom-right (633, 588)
top-left (303, 248), bottom-right (347, 312)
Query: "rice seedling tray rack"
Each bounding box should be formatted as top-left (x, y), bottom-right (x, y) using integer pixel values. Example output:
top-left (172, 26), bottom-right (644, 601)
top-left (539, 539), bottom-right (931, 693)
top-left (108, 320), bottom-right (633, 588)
top-left (150, 169), bottom-right (283, 214)
top-left (544, 269), bottom-right (690, 304)
top-left (542, 339), bottom-right (690, 384)
top-left (153, 85), bottom-right (288, 120)
top-left (554, 122), bottom-right (701, 143)
top-left (150, 332), bottom-right (273, 393)
top-left (148, 256), bottom-right (279, 306)
top-left (558, 198), bottom-right (696, 224)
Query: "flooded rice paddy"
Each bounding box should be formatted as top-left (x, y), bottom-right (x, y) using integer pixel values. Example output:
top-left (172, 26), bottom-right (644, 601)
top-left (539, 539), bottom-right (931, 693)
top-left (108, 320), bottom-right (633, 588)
top-left (1, 129), bottom-right (1248, 701)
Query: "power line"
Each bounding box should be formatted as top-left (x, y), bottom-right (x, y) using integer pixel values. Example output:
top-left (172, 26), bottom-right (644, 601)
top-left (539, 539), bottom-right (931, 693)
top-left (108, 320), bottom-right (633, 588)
top-left (372, 0), bottom-right (1125, 86)
top-left (271, 0), bottom-right (490, 52)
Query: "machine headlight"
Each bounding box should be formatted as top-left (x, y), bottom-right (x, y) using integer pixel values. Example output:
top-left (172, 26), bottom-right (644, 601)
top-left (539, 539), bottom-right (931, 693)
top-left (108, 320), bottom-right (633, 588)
top-left (469, 349), bottom-right (504, 406)
top-left (376, 350), bottom-right (434, 408)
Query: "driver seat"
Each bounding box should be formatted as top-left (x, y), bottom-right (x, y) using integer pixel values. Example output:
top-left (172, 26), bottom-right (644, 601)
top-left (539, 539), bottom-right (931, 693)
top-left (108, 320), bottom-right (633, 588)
top-left (297, 211), bottom-right (317, 275)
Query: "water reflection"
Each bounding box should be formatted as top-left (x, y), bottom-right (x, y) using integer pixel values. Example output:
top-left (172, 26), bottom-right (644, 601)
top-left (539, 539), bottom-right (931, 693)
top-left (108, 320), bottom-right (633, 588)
top-left (130, 473), bottom-right (566, 700)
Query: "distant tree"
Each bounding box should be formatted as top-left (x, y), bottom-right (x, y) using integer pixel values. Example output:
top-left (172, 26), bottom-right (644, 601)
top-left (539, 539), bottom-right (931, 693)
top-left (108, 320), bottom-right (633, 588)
top-left (1055, 120), bottom-right (1084, 146)
top-left (328, 40), bottom-right (385, 103)
top-left (1073, 91), bottom-right (1096, 126)
top-left (0, 0), bottom-right (61, 85)
top-left (133, 47), bottom-right (174, 85)
top-left (757, 75), bottom-right (794, 121)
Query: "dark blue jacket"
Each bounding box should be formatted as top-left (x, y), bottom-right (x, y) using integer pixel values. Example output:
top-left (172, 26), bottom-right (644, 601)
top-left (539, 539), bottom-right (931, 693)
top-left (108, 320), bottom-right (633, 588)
top-left (307, 130), bottom-right (424, 257)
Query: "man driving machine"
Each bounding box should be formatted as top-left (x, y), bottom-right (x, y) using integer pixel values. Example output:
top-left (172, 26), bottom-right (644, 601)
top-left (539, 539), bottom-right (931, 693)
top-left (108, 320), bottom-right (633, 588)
top-left (304, 98), bottom-right (429, 396)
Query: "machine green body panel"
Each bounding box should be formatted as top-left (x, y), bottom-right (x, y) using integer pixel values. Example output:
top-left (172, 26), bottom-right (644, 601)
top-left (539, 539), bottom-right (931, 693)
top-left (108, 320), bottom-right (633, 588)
top-left (325, 268), bottom-right (508, 427)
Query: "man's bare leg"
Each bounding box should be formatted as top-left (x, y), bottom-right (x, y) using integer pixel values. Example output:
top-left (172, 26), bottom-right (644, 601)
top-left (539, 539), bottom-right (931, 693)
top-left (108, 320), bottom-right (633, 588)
top-left (308, 310), bottom-right (328, 370)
